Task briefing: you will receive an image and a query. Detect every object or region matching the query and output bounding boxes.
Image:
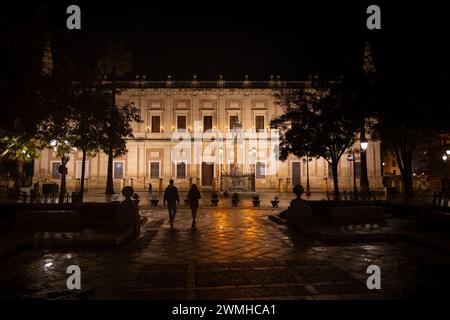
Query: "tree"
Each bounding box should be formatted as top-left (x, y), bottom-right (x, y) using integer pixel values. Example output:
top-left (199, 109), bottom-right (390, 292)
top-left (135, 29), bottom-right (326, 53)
top-left (96, 42), bottom-right (134, 194)
top-left (38, 70), bottom-right (109, 202)
top-left (369, 56), bottom-right (450, 202)
top-left (371, 75), bottom-right (446, 201)
top-left (0, 4), bottom-right (51, 190)
top-left (97, 103), bottom-right (142, 195)
top-left (0, 135), bottom-right (43, 193)
top-left (37, 112), bottom-right (78, 204)
top-left (270, 83), bottom-right (360, 200)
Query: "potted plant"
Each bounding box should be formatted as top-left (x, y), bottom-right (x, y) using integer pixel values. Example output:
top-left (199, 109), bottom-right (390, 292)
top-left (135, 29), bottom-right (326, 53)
top-left (271, 195), bottom-right (279, 208)
top-left (211, 191), bottom-right (219, 206)
top-left (231, 192), bottom-right (239, 207)
top-left (252, 194), bottom-right (260, 207)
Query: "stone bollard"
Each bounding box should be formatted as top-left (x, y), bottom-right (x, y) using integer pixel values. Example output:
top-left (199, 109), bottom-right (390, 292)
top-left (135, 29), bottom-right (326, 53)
top-left (287, 185), bottom-right (313, 231)
top-left (114, 186), bottom-right (140, 240)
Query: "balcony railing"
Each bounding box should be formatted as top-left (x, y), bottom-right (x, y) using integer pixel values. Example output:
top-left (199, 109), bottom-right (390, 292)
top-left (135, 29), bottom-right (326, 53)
top-left (102, 80), bottom-right (337, 89)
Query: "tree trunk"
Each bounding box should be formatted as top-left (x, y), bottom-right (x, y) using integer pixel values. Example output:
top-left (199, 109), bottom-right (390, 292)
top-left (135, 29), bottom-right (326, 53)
top-left (105, 148), bottom-right (115, 194)
top-left (360, 125), bottom-right (370, 196)
top-left (331, 161), bottom-right (340, 200)
top-left (105, 70), bottom-right (117, 195)
top-left (58, 156), bottom-right (68, 203)
top-left (393, 139), bottom-right (414, 203)
top-left (14, 161), bottom-right (23, 193)
top-left (80, 148), bottom-right (87, 203)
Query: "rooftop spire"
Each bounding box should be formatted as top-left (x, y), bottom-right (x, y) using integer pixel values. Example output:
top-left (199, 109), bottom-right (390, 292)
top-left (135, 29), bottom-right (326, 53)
top-left (41, 40), bottom-right (53, 77)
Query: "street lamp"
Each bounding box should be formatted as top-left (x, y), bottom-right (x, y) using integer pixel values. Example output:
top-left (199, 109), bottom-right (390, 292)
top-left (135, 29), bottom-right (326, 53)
top-left (359, 139), bottom-right (370, 198)
top-left (248, 147), bottom-right (256, 191)
top-left (446, 150), bottom-right (450, 156)
top-left (303, 157), bottom-right (312, 196)
top-left (443, 154), bottom-right (448, 162)
top-left (360, 140), bottom-right (368, 152)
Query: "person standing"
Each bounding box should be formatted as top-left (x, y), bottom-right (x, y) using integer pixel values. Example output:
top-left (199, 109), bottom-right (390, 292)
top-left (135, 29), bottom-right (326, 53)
top-left (163, 179), bottom-right (179, 229)
top-left (188, 184), bottom-right (201, 228)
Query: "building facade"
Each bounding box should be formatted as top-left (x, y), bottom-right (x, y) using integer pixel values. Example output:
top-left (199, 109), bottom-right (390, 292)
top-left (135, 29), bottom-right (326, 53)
top-left (33, 81), bottom-right (384, 193)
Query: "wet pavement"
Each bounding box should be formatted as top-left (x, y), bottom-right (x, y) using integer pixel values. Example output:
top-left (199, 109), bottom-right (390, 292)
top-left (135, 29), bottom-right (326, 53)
top-left (1, 202), bottom-right (450, 300)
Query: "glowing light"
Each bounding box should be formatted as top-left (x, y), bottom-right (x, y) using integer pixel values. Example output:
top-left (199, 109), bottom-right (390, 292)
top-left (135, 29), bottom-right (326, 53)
top-left (360, 141), bottom-right (368, 151)
top-left (49, 140), bottom-right (57, 147)
top-left (443, 155), bottom-right (448, 161)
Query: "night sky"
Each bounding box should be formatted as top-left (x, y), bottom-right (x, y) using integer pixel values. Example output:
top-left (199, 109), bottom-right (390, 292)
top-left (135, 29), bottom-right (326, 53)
top-left (2, 1), bottom-right (450, 80)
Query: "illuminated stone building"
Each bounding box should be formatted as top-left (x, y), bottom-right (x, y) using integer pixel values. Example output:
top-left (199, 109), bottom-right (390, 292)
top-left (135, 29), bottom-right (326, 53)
top-left (33, 79), bottom-right (383, 192)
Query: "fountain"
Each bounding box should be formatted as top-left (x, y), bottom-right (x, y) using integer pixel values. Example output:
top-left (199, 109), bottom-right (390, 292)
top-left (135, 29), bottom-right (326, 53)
top-left (220, 119), bottom-right (255, 193)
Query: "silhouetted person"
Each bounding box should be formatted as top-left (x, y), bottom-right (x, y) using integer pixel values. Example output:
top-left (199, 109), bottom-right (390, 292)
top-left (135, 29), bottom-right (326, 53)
top-left (164, 179), bottom-right (179, 229)
top-left (188, 184), bottom-right (201, 228)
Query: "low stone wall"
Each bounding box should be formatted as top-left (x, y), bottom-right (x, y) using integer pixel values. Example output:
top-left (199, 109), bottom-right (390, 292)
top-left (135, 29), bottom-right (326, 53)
top-left (0, 202), bottom-right (121, 231)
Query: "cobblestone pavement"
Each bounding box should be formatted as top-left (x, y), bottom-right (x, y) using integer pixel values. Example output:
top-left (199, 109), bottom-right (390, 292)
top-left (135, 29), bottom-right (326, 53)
top-left (1, 204), bottom-right (450, 300)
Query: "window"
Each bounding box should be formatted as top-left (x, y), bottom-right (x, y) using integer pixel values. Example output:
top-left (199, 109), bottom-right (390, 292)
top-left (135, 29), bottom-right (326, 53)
top-left (203, 116), bottom-right (212, 132)
top-left (51, 162), bottom-right (61, 179)
top-left (151, 116), bottom-right (160, 133)
top-left (113, 161), bottom-right (124, 179)
top-left (75, 161), bottom-right (89, 179)
top-left (177, 115), bottom-right (186, 130)
top-left (176, 162), bottom-right (186, 179)
top-left (255, 116), bottom-right (265, 132)
top-left (229, 115), bottom-right (239, 129)
top-left (150, 162), bottom-right (160, 179)
top-left (256, 162), bottom-right (265, 178)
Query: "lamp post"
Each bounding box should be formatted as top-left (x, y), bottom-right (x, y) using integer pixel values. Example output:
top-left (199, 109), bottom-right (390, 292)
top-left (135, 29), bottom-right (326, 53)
top-left (347, 150), bottom-right (358, 197)
top-left (303, 157), bottom-right (312, 196)
top-left (359, 139), bottom-right (370, 198)
top-left (249, 147), bottom-right (256, 191)
top-left (443, 153), bottom-right (449, 192)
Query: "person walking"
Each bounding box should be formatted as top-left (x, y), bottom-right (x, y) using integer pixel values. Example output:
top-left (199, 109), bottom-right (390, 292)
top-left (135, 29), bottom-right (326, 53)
top-left (187, 184), bottom-right (201, 228)
top-left (163, 179), bottom-right (179, 229)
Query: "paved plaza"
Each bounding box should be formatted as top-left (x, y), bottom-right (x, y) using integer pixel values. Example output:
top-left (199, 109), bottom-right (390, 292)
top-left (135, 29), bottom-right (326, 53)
top-left (1, 197), bottom-right (450, 300)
